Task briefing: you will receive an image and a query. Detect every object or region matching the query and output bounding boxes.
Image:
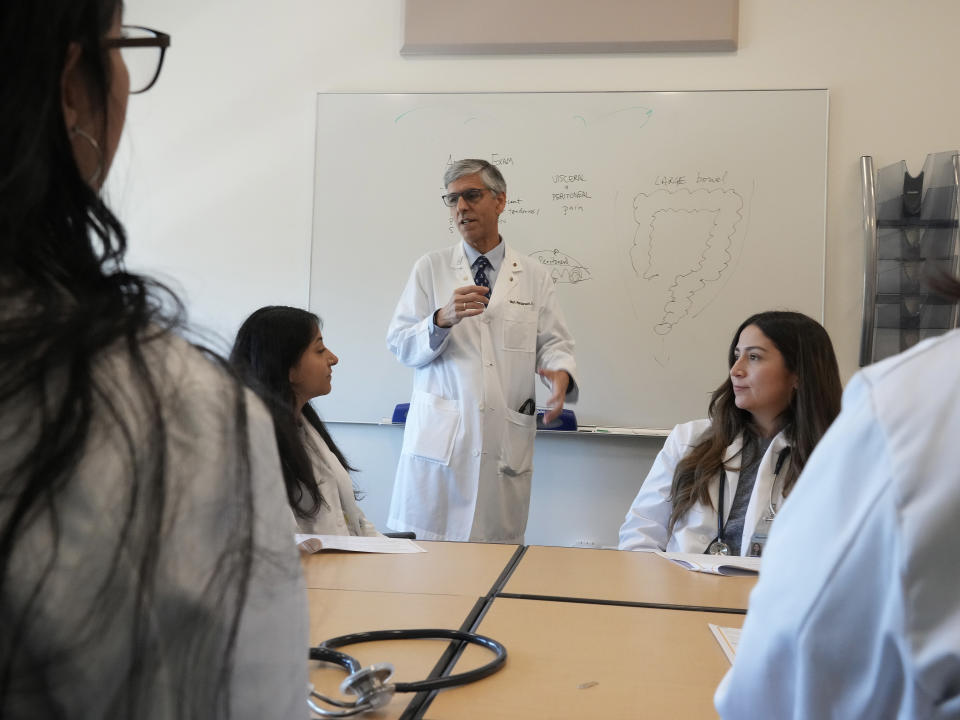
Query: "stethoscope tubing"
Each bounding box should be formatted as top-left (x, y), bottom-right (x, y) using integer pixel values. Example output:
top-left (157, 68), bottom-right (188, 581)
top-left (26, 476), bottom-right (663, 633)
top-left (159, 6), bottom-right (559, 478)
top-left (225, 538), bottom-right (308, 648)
top-left (313, 628), bottom-right (508, 693)
top-left (713, 445), bottom-right (792, 552)
top-left (310, 646), bottom-right (363, 674)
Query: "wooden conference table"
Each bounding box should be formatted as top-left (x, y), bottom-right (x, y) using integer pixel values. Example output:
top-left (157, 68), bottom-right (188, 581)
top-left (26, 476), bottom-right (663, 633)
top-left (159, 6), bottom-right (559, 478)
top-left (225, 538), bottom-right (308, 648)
top-left (303, 542), bottom-right (756, 719)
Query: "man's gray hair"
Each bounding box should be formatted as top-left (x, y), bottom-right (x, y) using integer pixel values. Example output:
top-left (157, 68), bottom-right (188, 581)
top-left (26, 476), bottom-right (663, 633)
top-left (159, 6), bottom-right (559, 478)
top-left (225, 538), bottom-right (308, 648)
top-left (443, 159), bottom-right (507, 195)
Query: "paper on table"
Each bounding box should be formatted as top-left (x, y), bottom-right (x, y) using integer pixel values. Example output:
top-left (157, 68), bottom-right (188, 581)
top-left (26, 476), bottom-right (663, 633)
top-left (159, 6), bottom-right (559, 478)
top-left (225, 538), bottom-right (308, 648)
top-left (709, 623), bottom-right (741, 664)
top-left (655, 551), bottom-right (760, 576)
top-left (295, 534), bottom-right (426, 554)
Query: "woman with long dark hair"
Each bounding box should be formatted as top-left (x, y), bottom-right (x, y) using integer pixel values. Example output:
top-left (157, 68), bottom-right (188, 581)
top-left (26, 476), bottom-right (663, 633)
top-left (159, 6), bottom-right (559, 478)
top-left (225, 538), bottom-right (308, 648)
top-left (717, 282), bottom-right (960, 717)
top-left (231, 306), bottom-right (381, 536)
top-left (618, 311), bottom-right (842, 556)
top-left (0, 2), bottom-right (306, 718)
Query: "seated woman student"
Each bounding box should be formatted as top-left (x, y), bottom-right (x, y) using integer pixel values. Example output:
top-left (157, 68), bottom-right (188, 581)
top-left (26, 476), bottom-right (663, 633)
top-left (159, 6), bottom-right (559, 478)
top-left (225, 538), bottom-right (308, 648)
top-left (618, 311), bottom-right (841, 556)
top-left (1, 3), bottom-right (306, 718)
top-left (716, 278), bottom-right (960, 718)
top-left (231, 306), bottom-right (381, 536)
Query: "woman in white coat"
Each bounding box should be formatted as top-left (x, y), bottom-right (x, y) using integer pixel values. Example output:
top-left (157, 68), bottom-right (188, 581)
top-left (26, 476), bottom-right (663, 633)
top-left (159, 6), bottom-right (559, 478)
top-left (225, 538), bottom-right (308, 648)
top-left (231, 307), bottom-right (381, 536)
top-left (716, 279), bottom-right (960, 718)
top-left (619, 311), bottom-right (841, 556)
top-left (2, 4), bottom-right (307, 716)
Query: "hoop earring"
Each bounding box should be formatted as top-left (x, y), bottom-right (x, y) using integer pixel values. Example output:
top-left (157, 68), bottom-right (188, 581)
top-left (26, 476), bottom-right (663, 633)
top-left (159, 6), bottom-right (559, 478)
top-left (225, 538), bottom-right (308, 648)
top-left (70, 126), bottom-right (104, 186)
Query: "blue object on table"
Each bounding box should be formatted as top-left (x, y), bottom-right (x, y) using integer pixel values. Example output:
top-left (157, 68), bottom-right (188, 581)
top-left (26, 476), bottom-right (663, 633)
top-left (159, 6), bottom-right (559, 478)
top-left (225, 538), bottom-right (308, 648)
top-left (393, 402), bottom-right (576, 430)
top-left (536, 408), bottom-right (577, 431)
top-left (392, 403), bottom-right (410, 424)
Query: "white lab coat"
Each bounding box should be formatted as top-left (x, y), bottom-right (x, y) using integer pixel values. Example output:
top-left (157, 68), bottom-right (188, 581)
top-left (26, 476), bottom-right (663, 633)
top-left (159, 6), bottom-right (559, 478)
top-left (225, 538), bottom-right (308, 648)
top-left (386, 241), bottom-right (577, 542)
top-left (618, 419), bottom-right (791, 555)
top-left (1, 332), bottom-right (307, 719)
top-left (297, 421), bottom-right (381, 537)
top-left (716, 329), bottom-right (960, 719)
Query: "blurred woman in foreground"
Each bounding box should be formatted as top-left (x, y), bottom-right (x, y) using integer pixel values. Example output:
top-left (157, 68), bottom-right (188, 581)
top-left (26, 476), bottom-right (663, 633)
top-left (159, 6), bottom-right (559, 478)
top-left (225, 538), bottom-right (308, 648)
top-left (0, 2), bottom-right (306, 717)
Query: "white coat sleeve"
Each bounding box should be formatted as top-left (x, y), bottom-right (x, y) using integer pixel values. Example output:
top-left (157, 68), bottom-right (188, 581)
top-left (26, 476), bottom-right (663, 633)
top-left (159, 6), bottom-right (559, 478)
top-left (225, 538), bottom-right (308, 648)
top-left (386, 257), bottom-right (449, 368)
top-left (231, 393), bottom-right (310, 719)
top-left (357, 512), bottom-right (382, 538)
top-left (715, 375), bottom-right (917, 718)
top-left (338, 468), bottom-right (383, 538)
top-left (618, 424), bottom-right (688, 551)
top-left (534, 274), bottom-right (579, 401)
top-left (163, 346), bottom-right (309, 720)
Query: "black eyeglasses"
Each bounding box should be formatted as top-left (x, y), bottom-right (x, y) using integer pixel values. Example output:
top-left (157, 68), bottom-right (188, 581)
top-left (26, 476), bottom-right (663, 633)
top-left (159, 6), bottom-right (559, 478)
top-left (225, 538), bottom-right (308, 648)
top-left (103, 25), bottom-right (171, 94)
top-left (441, 188), bottom-right (495, 207)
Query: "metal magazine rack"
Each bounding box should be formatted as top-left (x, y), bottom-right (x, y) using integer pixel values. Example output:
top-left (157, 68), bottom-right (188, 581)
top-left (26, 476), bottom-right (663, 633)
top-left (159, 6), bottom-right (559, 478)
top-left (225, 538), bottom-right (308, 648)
top-left (860, 151), bottom-right (960, 365)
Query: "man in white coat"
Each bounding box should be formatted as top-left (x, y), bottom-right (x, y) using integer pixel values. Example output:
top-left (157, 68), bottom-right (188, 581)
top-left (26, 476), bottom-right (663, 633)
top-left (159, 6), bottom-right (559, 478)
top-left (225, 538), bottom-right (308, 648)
top-left (386, 159), bottom-right (578, 543)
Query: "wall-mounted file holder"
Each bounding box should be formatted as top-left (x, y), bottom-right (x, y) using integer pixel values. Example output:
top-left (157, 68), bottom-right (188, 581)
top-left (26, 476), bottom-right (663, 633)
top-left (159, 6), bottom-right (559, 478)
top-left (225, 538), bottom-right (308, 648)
top-left (860, 151), bottom-right (960, 365)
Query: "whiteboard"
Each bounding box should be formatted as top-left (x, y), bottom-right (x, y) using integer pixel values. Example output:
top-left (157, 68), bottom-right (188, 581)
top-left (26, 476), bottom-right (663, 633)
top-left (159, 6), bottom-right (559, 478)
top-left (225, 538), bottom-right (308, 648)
top-left (310, 91), bottom-right (827, 429)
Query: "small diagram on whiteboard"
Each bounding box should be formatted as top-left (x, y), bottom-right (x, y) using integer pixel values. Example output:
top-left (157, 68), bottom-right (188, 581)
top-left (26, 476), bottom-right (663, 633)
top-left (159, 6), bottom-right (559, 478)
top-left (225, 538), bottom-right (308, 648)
top-left (530, 249), bottom-right (592, 285)
top-left (631, 188), bottom-right (743, 335)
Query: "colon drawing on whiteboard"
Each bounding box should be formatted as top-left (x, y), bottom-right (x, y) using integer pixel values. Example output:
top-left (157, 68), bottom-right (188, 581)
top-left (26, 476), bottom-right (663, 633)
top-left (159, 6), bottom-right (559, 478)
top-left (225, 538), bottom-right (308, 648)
top-left (529, 248), bottom-right (592, 285)
top-left (630, 187), bottom-right (745, 347)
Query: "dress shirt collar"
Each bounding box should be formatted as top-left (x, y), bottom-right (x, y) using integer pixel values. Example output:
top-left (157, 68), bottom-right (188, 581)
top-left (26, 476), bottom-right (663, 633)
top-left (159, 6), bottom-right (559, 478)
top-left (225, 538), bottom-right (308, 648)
top-left (462, 236), bottom-right (505, 271)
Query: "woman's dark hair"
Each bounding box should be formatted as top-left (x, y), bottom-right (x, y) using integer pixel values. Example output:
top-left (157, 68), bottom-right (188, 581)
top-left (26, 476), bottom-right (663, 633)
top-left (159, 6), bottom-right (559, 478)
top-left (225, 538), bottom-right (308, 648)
top-left (667, 311), bottom-right (842, 533)
top-left (929, 271), bottom-right (960, 301)
top-left (230, 305), bottom-right (358, 519)
top-left (1, 1), bottom-right (253, 717)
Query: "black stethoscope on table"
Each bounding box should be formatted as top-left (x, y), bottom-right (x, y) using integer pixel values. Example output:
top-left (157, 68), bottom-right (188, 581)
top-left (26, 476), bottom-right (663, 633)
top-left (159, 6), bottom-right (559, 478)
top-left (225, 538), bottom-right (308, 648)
top-left (706, 446), bottom-right (791, 556)
top-left (307, 628), bottom-right (507, 717)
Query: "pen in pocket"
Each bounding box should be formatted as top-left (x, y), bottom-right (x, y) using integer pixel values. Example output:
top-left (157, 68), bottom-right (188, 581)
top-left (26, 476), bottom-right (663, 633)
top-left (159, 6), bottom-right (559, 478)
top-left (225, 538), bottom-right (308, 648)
top-left (518, 398), bottom-right (535, 415)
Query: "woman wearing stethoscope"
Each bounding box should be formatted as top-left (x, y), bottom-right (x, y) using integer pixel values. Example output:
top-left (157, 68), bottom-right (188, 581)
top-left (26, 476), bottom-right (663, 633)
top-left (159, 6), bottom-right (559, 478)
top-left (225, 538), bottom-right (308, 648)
top-left (618, 311), bottom-right (842, 556)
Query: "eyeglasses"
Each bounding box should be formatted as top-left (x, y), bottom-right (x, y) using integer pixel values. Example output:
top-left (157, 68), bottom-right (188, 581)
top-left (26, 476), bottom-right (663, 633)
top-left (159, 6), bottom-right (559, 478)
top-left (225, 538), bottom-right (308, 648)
top-left (441, 188), bottom-right (495, 207)
top-left (103, 25), bottom-right (171, 94)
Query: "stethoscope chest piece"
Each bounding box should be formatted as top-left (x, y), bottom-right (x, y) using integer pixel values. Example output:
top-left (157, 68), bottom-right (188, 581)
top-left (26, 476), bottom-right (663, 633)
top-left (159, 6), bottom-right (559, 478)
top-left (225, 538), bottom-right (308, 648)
top-left (707, 539), bottom-right (731, 556)
top-left (340, 663), bottom-right (395, 710)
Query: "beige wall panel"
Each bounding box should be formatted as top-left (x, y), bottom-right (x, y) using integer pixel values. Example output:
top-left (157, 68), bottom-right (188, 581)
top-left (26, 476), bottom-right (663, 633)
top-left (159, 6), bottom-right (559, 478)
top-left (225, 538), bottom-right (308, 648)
top-left (402, 0), bottom-right (739, 54)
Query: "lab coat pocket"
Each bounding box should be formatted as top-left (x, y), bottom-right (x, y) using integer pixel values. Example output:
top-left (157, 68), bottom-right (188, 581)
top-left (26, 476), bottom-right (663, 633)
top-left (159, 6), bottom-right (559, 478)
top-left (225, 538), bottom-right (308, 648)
top-left (500, 408), bottom-right (536, 476)
top-left (402, 390), bottom-right (460, 465)
top-left (502, 308), bottom-right (537, 352)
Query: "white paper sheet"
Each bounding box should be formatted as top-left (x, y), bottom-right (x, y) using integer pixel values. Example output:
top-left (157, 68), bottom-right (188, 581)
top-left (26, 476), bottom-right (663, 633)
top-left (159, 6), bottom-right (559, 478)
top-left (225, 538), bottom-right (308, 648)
top-left (709, 624), bottom-right (741, 664)
top-left (295, 534), bottom-right (426, 554)
top-left (655, 551), bottom-right (760, 576)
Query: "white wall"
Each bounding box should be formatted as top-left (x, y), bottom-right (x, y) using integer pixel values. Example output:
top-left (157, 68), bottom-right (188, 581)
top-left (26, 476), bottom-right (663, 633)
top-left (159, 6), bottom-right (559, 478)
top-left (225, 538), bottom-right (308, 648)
top-left (114, 0), bottom-right (960, 546)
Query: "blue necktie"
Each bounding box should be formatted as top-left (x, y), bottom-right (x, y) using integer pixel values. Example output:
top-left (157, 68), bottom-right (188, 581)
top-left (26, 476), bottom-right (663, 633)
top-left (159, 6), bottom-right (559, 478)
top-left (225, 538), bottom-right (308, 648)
top-left (473, 255), bottom-right (491, 295)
